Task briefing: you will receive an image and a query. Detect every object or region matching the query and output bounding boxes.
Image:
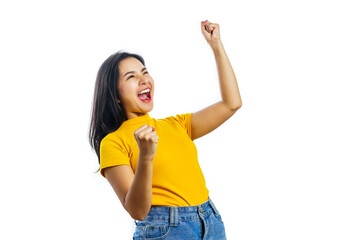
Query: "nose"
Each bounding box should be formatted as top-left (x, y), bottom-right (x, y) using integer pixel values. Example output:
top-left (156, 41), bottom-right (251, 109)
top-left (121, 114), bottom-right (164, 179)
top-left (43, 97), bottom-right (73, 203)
top-left (139, 75), bottom-right (149, 85)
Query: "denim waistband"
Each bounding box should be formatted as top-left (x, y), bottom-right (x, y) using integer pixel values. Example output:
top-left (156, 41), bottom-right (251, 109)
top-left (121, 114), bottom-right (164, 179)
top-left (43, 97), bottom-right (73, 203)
top-left (134, 197), bottom-right (220, 227)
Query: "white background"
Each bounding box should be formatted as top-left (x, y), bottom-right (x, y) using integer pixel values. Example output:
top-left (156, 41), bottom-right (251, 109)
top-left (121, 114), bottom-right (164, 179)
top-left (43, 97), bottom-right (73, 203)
top-left (1, 0), bottom-right (359, 239)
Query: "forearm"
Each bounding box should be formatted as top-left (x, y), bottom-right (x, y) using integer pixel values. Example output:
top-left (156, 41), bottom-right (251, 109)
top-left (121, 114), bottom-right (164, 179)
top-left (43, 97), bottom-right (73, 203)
top-left (124, 157), bottom-right (153, 220)
top-left (211, 40), bottom-right (242, 109)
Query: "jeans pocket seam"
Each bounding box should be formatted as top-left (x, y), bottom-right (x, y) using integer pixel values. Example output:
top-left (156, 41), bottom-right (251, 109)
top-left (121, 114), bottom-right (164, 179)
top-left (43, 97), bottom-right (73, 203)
top-left (145, 224), bottom-right (172, 240)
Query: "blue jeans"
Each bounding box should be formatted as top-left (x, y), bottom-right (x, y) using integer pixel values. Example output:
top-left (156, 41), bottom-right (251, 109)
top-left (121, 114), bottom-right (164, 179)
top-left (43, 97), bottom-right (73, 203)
top-left (133, 197), bottom-right (227, 240)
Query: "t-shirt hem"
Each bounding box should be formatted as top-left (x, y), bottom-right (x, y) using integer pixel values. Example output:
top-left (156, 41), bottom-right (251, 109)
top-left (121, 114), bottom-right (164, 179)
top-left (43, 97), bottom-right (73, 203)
top-left (100, 162), bottom-right (131, 178)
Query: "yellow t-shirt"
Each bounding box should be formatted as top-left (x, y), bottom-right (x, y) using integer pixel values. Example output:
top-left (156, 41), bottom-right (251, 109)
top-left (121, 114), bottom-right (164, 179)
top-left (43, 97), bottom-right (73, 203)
top-left (99, 113), bottom-right (209, 206)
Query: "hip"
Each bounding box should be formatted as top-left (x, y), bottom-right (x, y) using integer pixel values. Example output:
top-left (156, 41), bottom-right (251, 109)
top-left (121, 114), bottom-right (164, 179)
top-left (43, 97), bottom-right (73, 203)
top-left (133, 196), bottom-right (227, 240)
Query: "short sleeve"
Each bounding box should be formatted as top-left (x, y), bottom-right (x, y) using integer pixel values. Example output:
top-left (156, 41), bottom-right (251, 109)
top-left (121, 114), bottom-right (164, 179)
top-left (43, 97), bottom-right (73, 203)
top-left (99, 136), bottom-right (130, 178)
top-left (172, 113), bottom-right (192, 139)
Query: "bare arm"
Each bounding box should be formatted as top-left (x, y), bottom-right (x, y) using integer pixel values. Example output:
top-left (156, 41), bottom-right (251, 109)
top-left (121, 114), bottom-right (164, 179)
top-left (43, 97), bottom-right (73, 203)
top-left (104, 156), bottom-right (153, 221)
top-left (104, 125), bottom-right (158, 221)
top-left (192, 21), bottom-right (242, 140)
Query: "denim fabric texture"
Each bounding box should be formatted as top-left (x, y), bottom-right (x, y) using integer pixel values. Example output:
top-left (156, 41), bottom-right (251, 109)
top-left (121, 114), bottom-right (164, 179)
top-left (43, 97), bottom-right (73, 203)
top-left (133, 197), bottom-right (226, 240)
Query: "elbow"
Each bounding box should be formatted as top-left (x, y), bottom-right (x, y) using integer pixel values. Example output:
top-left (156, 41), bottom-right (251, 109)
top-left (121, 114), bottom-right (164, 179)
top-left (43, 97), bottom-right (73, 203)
top-left (132, 215), bottom-right (145, 221)
top-left (230, 103), bottom-right (242, 111)
top-left (225, 99), bottom-right (242, 111)
top-left (127, 204), bottom-right (151, 221)
top-left (130, 210), bottom-right (149, 221)
top-left (234, 104), bottom-right (242, 111)
top-left (124, 196), bottom-right (152, 221)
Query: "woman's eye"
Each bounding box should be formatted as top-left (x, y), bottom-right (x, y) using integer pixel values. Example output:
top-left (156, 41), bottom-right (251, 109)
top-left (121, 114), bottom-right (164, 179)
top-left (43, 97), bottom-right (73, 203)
top-left (128, 72), bottom-right (148, 79)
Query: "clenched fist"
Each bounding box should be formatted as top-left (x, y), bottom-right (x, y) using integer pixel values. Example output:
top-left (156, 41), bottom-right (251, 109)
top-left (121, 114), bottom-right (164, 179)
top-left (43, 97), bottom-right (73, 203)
top-left (201, 20), bottom-right (221, 48)
top-left (133, 124), bottom-right (159, 161)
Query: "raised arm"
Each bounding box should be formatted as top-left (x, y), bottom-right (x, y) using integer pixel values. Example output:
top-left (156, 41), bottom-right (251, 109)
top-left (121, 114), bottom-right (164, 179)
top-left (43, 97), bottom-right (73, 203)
top-left (191, 20), bottom-right (242, 141)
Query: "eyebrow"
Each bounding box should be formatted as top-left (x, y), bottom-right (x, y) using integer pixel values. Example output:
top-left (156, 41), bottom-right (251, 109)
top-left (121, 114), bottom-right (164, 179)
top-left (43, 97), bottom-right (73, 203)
top-left (123, 67), bottom-right (147, 78)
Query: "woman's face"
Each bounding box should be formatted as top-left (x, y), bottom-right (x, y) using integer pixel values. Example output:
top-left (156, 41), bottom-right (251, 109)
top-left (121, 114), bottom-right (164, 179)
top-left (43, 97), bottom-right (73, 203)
top-left (117, 57), bottom-right (154, 119)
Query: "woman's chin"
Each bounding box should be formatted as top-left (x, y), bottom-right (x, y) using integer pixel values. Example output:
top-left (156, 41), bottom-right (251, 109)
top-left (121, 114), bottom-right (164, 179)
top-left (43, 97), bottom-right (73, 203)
top-left (139, 97), bottom-right (153, 108)
top-left (141, 103), bottom-right (154, 113)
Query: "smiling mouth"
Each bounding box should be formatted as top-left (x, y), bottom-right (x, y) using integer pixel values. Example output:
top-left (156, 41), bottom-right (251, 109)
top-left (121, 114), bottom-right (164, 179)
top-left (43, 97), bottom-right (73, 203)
top-left (138, 91), bottom-right (151, 102)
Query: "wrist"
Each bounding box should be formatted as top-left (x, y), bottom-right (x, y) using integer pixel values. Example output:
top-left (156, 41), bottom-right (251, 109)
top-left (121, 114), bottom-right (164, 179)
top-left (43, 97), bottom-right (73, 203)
top-left (139, 153), bottom-right (154, 162)
top-left (210, 39), bottom-right (222, 50)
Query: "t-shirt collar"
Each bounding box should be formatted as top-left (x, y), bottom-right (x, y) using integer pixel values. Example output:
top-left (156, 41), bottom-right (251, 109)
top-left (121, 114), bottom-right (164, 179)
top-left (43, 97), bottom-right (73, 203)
top-left (122, 113), bottom-right (151, 126)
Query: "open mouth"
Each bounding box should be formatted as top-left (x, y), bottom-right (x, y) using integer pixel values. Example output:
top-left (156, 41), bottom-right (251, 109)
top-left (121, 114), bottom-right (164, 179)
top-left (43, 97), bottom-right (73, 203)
top-left (138, 89), bottom-right (151, 102)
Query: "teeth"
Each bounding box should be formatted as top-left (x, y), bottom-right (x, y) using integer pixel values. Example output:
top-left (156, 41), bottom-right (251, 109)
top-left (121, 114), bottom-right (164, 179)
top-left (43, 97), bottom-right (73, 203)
top-left (138, 88), bottom-right (150, 95)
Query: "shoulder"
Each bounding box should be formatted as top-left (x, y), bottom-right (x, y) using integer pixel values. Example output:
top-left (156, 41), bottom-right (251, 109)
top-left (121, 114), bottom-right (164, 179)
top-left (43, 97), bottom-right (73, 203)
top-left (100, 130), bottom-right (134, 161)
top-left (157, 113), bottom-right (193, 138)
top-left (100, 127), bottom-right (133, 149)
top-left (160, 113), bottom-right (192, 125)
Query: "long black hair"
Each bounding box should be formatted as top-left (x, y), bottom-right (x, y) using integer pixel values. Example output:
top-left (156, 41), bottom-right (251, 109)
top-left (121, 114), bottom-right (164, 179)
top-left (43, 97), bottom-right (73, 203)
top-left (88, 50), bottom-right (146, 165)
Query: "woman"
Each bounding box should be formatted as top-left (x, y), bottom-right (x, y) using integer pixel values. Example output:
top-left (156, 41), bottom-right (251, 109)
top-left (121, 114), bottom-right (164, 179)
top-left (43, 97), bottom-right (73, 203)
top-left (89, 20), bottom-right (241, 239)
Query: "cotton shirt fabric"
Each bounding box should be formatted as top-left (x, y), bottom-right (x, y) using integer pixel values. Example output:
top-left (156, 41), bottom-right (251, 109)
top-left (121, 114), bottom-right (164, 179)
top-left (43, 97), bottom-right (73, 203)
top-left (99, 113), bottom-right (209, 206)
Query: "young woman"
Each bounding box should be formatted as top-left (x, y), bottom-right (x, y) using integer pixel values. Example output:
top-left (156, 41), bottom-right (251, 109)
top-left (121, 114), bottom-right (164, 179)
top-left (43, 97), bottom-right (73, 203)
top-left (89, 20), bottom-right (241, 239)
